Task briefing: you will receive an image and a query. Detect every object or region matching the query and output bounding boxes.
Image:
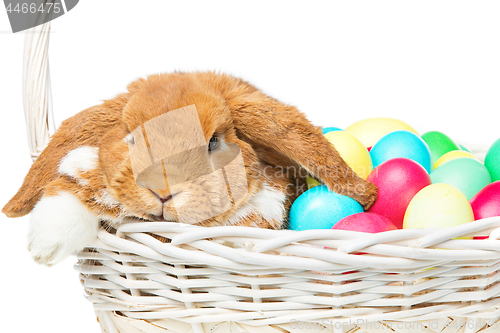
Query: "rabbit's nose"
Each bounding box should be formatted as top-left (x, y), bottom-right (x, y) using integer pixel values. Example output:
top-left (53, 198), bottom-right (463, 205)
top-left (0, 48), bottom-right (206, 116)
top-left (150, 190), bottom-right (172, 204)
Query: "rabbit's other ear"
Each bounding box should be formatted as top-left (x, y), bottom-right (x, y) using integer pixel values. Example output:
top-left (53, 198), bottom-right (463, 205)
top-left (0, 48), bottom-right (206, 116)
top-left (1, 91), bottom-right (134, 218)
top-left (226, 83), bottom-right (377, 210)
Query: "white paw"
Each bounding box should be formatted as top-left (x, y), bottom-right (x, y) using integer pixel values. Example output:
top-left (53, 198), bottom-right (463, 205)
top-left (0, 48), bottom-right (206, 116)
top-left (28, 191), bottom-right (100, 266)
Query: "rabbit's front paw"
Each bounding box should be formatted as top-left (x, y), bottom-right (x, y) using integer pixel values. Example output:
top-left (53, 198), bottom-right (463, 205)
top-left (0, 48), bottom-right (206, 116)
top-left (28, 235), bottom-right (65, 266)
top-left (28, 192), bottom-right (100, 266)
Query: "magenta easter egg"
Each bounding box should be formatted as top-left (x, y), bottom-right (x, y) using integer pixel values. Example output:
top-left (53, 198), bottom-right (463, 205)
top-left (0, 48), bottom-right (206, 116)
top-left (367, 158), bottom-right (431, 229)
top-left (332, 212), bottom-right (398, 233)
top-left (470, 181), bottom-right (500, 220)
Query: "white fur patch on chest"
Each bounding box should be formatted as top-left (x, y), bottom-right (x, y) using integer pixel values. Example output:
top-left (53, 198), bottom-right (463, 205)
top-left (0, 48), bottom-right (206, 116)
top-left (58, 146), bottom-right (99, 177)
top-left (227, 183), bottom-right (286, 225)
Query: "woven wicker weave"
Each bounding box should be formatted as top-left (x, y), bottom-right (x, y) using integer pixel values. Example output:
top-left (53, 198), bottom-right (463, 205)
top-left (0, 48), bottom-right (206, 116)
top-left (23, 22), bottom-right (500, 333)
top-left (75, 216), bottom-right (500, 333)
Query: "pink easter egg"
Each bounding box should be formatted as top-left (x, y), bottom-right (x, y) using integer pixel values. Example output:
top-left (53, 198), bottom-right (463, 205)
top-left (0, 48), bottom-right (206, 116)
top-left (470, 181), bottom-right (500, 220)
top-left (332, 212), bottom-right (398, 233)
top-left (367, 157), bottom-right (431, 229)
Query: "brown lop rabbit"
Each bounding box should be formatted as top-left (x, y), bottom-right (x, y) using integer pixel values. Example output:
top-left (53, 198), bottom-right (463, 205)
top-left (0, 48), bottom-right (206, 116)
top-left (2, 72), bottom-right (377, 266)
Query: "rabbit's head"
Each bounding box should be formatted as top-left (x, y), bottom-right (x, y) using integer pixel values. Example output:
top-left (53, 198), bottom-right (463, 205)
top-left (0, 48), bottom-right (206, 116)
top-left (98, 74), bottom-right (266, 226)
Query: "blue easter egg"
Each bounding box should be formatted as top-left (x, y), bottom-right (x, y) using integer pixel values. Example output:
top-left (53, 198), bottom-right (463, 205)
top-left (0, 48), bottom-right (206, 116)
top-left (288, 185), bottom-right (364, 231)
top-left (322, 127), bottom-right (343, 134)
top-left (370, 130), bottom-right (432, 173)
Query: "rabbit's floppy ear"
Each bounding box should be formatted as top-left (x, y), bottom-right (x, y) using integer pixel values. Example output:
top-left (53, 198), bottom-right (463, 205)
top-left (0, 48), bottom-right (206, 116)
top-left (225, 81), bottom-right (377, 209)
top-left (1, 79), bottom-right (145, 218)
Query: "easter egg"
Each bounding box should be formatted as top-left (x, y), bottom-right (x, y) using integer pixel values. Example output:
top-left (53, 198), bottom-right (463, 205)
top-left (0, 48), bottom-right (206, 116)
top-left (324, 131), bottom-right (373, 179)
top-left (403, 183), bottom-right (474, 229)
top-left (485, 138), bottom-right (500, 182)
top-left (421, 131), bottom-right (460, 168)
top-left (332, 213), bottom-right (398, 233)
top-left (370, 130), bottom-right (432, 173)
top-left (459, 144), bottom-right (470, 152)
top-left (322, 127), bottom-right (342, 134)
top-left (470, 181), bottom-right (500, 220)
top-left (289, 185), bottom-right (363, 231)
top-left (306, 176), bottom-right (321, 189)
top-left (430, 158), bottom-right (492, 200)
top-left (433, 150), bottom-right (478, 169)
top-left (345, 117), bottom-right (418, 148)
top-left (367, 158), bottom-right (431, 229)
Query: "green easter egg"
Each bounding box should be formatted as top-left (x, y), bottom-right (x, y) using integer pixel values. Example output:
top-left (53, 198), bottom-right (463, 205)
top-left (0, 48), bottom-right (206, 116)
top-left (430, 158), bottom-right (492, 200)
top-left (485, 138), bottom-right (500, 182)
top-left (421, 131), bottom-right (461, 168)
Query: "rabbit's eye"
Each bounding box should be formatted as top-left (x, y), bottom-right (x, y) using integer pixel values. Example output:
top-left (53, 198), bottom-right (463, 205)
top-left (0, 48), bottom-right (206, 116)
top-left (124, 133), bottom-right (135, 145)
top-left (208, 135), bottom-right (220, 152)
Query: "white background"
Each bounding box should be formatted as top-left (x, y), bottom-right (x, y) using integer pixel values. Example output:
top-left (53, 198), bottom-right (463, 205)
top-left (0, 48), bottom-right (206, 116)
top-left (1, 1), bottom-right (499, 332)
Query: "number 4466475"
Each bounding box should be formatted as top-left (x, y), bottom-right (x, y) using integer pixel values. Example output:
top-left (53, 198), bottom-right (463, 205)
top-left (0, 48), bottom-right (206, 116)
top-left (6, 2), bottom-right (62, 14)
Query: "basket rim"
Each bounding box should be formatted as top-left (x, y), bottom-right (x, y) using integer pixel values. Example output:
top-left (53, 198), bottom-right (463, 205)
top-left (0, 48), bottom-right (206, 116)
top-left (115, 215), bottom-right (500, 251)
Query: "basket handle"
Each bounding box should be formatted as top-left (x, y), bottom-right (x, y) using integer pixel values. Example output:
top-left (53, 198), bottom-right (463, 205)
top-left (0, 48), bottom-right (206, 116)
top-left (23, 22), bottom-right (56, 162)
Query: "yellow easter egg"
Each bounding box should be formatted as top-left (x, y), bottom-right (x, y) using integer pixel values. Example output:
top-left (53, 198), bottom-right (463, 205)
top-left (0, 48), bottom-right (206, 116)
top-left (403, 183), bottom-right (473, 229)
top-left (306, 176), bottom-right (321, 189)
top-left (345, 117), bottom-right (418, 148)
top-left (433, 150), bottom-right (478, 169)
top-left (324, 131), bottom-right (373, 179)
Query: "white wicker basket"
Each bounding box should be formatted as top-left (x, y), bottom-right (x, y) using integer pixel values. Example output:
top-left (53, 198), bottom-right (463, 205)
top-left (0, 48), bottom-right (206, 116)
top-left (24, 23), bottom-right (500, 333)
top-left (75, 215), bottom-right (500, 333)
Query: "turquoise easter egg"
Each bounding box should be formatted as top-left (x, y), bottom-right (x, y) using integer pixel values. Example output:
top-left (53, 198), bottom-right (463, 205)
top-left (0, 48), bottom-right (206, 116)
top-left (288, 185), bottom-right (363, 231)
top-left (430, 158), bottom-right (492, 200)
top-left (459, 144), bottom-right (470, 152)
top-left (370, 130), bottom-right (432, 173)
